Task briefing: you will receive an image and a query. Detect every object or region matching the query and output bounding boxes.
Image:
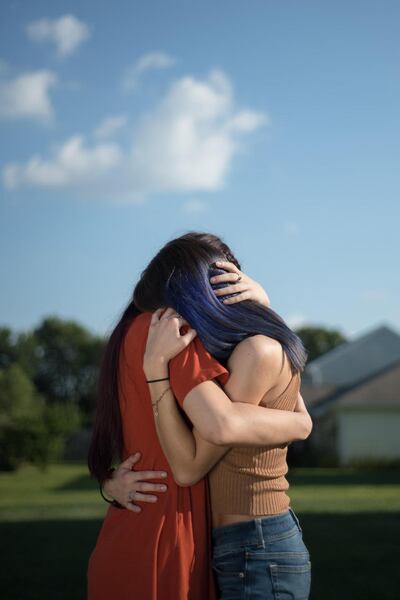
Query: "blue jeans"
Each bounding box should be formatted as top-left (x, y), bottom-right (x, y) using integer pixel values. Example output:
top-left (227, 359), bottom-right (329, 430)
top-left (211, 508), bottom-right (311, 599)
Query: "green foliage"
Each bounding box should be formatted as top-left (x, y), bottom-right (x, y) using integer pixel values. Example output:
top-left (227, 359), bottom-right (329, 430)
top-left (32, 316), bottom-right (104, 418)
top-left (0, 327), bottom-right (17, 369)
top-left (294, 325), bottom-right (347, 363)
top-left (0, 362), bottom-right (83, 471)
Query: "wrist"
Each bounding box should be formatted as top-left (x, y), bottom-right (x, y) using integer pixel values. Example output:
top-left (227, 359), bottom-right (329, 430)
top-left (102, 477), bottom-right (114, 499)
top-left (144, 357), bottom-right (169, 380)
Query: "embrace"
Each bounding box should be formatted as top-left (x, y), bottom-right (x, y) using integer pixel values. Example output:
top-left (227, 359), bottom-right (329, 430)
top-left (87, 231), bottom-right (313, 600)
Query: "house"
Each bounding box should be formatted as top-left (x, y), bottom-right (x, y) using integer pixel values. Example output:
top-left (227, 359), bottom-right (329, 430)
top-left (300, 324), bottom-right (400, 466)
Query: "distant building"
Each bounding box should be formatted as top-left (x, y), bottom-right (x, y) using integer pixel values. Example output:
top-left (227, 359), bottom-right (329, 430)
top-left (301, 324), bottom-right (400, 465)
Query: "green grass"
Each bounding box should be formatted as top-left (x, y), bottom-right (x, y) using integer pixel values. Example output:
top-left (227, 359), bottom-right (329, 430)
top-left (0, 463), bottom-right (399, 599)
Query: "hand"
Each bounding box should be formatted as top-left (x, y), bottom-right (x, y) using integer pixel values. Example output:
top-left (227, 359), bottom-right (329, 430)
top-left (209, 260), bottom-right (271, 308)
top-left (103, 453), bottom-right (168, 513)
top-left (143, 307), bottom-right (197, 376)
top-left (294, 392), bottom-right (313, 439)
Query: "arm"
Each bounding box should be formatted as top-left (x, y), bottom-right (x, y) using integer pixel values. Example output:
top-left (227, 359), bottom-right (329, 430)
top-left (176, 336), bottom-right (312, 446)
top-left (147, 373), bottom-right (230, 487)
top-left (144, 347), bottom-right (312, 486)
top-left (143, 308), bottom-right (312, 486)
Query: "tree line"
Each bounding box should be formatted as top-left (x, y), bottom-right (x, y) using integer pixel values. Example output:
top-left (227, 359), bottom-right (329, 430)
top-left (0, 315), bottom-right (346, 471)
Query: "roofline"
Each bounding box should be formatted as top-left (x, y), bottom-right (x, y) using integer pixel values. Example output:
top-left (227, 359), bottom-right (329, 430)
top-left (306, 322), bottom-right (400, 370)
top-left (309, 356), bottom-right (400, 415)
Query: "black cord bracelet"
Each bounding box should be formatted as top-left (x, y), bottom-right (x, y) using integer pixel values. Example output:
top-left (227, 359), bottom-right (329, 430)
top-left (146, 376), bottom-right (170, 383)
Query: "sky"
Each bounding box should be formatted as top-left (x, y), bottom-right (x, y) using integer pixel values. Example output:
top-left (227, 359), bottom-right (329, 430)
top-left (0, 0), bottom-right (399, 341)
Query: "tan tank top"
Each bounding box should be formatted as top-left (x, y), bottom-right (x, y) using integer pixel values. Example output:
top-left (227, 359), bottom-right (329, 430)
top-left (208, 370), bottom-right (301, 516)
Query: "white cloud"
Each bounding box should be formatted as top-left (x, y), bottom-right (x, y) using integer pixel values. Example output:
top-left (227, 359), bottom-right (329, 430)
top-left (93, 114), bottom-right (128, 139)
top-left (26, 14), bottom-right (90, 57)
top-left (0, 69), bottom-right (57, 120)
top-left (127, 68), bottom-right (267, 197)
top-left (226, 110), bottom-right (269, 133)
top-left (2, 134), bottom-right (121, 189)
top-left (122, 51), bottom-right (176, 92)
top-left (285, 313), bottom-right (308, 329)
top-left (2, 68), bottom-right (268, 203)
top-left (181, 199), bottom-right (208, 213)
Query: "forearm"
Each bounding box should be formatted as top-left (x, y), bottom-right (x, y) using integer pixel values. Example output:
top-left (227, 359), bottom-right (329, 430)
top-left (216, 402), bottom-right (312, 446)
top-left (145, 367), bottom-right (229, 486)
top-left (148, 377), bottom-right (198, 481)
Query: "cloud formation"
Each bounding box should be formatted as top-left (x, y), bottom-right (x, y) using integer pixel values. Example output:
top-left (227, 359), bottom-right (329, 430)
top-left (122, 51), bottom-right (176, 92)
top-left (26, 14), bottom-right (90, 57)
top-left (127, 69), bottom-right (267, 198)
top-left (2, 69), bottom-right (268, 202)
top-left (93, 114), bottom-right (128, 139)
top-left (0, 69), bottom-right (57, 120)
top-left (3, 135), bottom-right (121, 189)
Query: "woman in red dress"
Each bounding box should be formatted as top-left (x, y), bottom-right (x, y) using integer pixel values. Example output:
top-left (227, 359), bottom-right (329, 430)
top-left (87, 232), bottom-right (311, 599)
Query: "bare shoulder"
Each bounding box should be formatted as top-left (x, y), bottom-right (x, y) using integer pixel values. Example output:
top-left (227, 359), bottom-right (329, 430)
top-left (224, 335), bottom-right (286, 404)
top-left (228, 334), bottom-right (285, 375)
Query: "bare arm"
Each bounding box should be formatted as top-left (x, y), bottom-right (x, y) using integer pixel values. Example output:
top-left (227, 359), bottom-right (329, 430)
top-left (144, 338), bottom-right (312, 486)
top-left (148, 376), bottom-right (230, 486)
top-left (175, 336), bottom-right (312, 446)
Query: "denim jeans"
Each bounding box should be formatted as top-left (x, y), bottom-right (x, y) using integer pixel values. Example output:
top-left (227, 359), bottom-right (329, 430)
top-left (211, 508), bottom-right (311, 600)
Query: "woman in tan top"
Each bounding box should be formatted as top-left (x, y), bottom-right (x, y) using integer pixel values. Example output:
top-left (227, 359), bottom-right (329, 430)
top-left (102, 233), bottom-right (312, 599)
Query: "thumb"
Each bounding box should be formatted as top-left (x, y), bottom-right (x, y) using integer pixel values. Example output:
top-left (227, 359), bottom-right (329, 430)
top-left (181, 328), bottom-right (197, 346)
top-left (120, 452), bottom-right (141, 469)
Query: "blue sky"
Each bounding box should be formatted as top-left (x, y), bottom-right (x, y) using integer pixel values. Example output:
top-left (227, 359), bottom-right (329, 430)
top-left (1, 0), bottom-right (399, 340)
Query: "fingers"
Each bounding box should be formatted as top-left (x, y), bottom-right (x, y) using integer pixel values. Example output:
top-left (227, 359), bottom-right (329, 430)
top-left (131, 491), bottom-right (158, 503)
top-left (159, 307), bottom-right (176, 320)
top-left (135, 481), bottom-right (168, 493)
top-left (126, 502), bottom-right (142, 513)
top-left (133, 470), bottom-right (168, 480)
top-left (213, 260), bottom-right (239, 273)
top-left (221, 291), bottom-right (251, 304)
top-left (213, 283), bottom-right (245, 296)
top-left (181, 326), bottom-right (197, 344)
top-left (210, 271), bottom-right (244, 285)
top-left (150, 308), bottom-right (164, 324)
top-left (120, 452), bottom-right (142, 468)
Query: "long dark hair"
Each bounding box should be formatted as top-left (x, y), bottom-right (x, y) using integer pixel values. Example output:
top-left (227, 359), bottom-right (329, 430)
top-left (87, 231), bottom-right (308, 485)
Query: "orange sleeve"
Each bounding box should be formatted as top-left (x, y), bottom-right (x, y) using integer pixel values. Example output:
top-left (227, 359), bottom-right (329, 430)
top-left (169, 333), bottom-right (230, 409)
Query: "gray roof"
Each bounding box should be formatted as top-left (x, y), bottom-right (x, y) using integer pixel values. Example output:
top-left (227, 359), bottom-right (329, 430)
top-left (304, 323), bottom-right (400, 388)
top-left (309, 357), bottom-right (400, 417)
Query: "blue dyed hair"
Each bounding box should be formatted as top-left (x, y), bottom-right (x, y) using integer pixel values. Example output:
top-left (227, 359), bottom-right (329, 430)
top-left (88, 230), bottom-right (308, 486)
top-left (134, 231), bottom-right (308, 373)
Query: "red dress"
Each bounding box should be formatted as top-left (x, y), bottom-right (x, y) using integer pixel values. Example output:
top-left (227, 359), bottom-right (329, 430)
top-left (87, 311), bottom-right (230, 600)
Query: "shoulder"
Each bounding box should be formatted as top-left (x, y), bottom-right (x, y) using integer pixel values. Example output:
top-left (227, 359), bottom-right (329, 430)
top-left (223, 335), bottom-right (285, 405)
top-left (230, 334), bottom-right (284, 370)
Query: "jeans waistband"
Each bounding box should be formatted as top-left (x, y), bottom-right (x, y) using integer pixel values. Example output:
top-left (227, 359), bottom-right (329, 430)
top-left (211, 507), bottom-right (302, 550)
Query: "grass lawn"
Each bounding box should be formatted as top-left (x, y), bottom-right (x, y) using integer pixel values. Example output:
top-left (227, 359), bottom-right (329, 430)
top-left (0, 463), bottom-right (399, 599)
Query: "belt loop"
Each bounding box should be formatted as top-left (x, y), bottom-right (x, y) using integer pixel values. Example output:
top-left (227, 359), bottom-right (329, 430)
top-left (254, 518), bottom-right (265, 548)
top-left (289, 507), bottom-right (303, 533)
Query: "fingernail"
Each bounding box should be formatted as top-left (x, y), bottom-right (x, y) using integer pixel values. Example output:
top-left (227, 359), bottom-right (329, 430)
top-left (160, 485), bottom-right (167, 491)
top-left (161, 472), bottom-right (167, 477)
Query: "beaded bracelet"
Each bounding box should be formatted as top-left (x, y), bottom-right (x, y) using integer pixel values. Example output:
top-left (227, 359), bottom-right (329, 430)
top-left (99, 468), bottom-right (125, 509)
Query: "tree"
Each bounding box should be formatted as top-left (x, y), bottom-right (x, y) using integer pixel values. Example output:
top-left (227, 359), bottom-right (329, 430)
top-left (294, 326), bottom-right (347, 363)
top-left (0, 364), bottom-right (82, 471)
top-left (31, 316), bottom-right (104, 420)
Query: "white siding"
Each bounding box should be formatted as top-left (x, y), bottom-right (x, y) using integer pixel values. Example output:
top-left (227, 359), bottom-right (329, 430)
top-left (337, 410), bottom-right (400, 464)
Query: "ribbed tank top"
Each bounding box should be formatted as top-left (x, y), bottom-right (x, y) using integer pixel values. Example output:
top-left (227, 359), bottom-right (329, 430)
top-left (208, 370), bottom-right (301, 516)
